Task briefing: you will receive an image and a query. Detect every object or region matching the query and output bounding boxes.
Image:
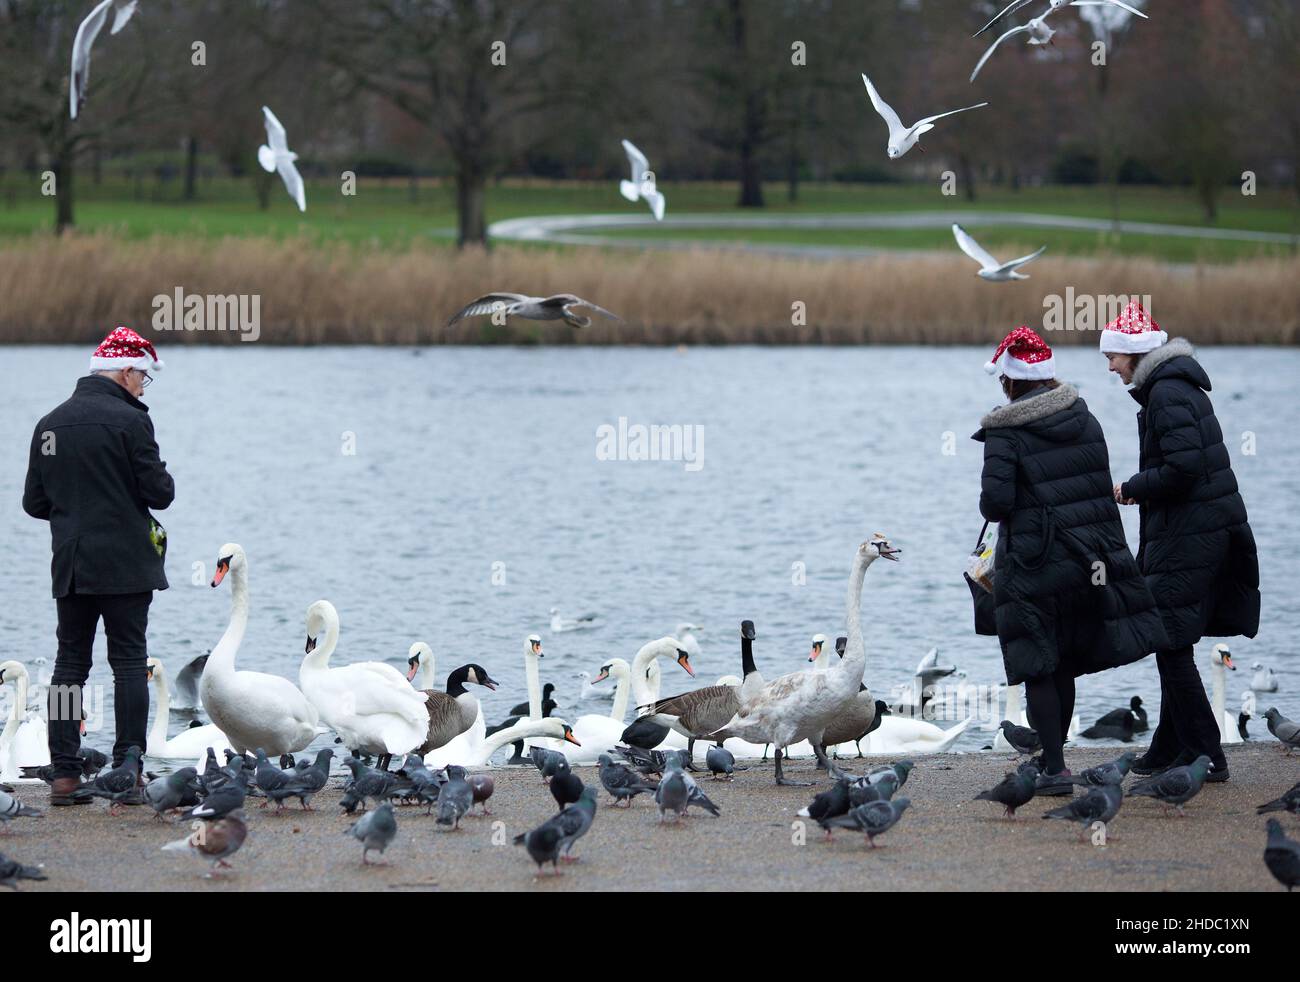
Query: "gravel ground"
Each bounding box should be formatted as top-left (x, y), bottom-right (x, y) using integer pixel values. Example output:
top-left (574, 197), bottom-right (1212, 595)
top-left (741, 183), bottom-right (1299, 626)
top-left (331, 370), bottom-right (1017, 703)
top-left (3, 743), bottom-right (1296, 892)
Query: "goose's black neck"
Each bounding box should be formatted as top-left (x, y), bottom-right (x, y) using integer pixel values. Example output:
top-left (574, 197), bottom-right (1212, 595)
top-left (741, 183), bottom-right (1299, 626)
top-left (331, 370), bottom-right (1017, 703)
top-left (740, 637), bottom-right (757, 678)
top-left (446, 666), bottom-right (471, 697)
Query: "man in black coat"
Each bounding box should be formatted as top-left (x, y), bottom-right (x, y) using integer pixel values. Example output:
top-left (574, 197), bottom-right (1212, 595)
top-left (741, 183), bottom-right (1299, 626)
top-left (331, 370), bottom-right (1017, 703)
top-left (22, 327), bottom-right (174, 805)
top-left (975, 328), bottom-right (1167, 793)
top-left (1102, 305), bottom-right (1259, 782)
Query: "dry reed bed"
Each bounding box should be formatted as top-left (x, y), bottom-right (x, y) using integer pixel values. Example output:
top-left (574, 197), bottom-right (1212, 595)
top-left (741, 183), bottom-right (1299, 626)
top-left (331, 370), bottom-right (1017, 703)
top-left (1, 234), bottom-right (1297, 345)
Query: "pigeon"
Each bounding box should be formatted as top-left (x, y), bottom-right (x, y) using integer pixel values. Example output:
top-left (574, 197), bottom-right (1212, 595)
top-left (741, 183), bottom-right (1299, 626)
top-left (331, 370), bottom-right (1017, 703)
top-left (162, 810), bottom-right (248, 877)
top-left (998, 720), bottom-right (1042, 757)
top-left (22, 746), bottom-right (108, 783)
top-left (254, 748), bottom-right (303, 812)
top-left (1256, 781), bottom-right (1300, 817)
top-left (613, 744), bottom-right (667, 776)
top-left (0, 788), bottom-right (42, 829)
top-left (549, 760), bottom-right (584, 811)
top-left (468, 774), bottom-right (495, 815)
top-left (861, 74), bottom-right (987, 160)
top-left (970, 1), bottom-right (1147, 82)
top-left (850, 773), bottom-right (897, 807)
top-left (1263, 708), bottom-right (1300, 751)
top-left (0, 853), bottom-right (47, 889)
top-left (187, 764), bottom-right (250, 821)
top-left (655, 762), bottom-right (719, 822)
top-left (347, 802), bottom-right (398, 865)
top-left (1068, 751), bottom-right (1138, 788)
top-left (974, 0), bottom-right (1147, 38)
top-left (70, 745), bottom-right (143, 814)
top-left (341, 756), bottom-right (409, 811)
top-left (705, 745), bottom-right (735, 780)
top-left (597, 753), bottom-right (658, 807)
top-left (287, 748), bottom-right (334, 811)
top-left (447, 294), bottom-right (621, 331)
top-left (823, 797), bottom-right (911, 847)
top-left (867, 761), bottom-right (915, 789)
top-left (435, 765), bottom-right (473, 829)
top-left (1264, 819), bottom-right (1300, 892)
top-left (952, 224), bottom-right (1046, 283)
top-left (197, 748), bottom-right (224, 793)
top-left (258, 106), bottom-right (306, 212)
top-left (1043, 783), bottom-right (1123, 838)
top-left (973, 766), bottom-right (1039, 818)
top-left (798, 778), bottom-right (852, 836)
top-left (530, 744), bottom-right (571, 784)
top-left (1127, 754), bottom-right (1212, 815)
top-left (618, 139), bottom-right (666, 221)
top-left (514, 787), bottom-right (598, 874)
top-left (69, 0), bottom-right (139, 119)
top-left (143, 768), bottom-right (199, 820)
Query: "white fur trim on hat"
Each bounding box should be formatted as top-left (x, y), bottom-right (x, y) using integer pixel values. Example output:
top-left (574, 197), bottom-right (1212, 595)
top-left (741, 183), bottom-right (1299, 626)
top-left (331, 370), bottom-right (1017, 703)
top-left (89, 354), bottom-right (164, 373)
top-left (1099, 329), bottom-right (1167, 355)
top-left (992, 351), bottom-right (1056, 381)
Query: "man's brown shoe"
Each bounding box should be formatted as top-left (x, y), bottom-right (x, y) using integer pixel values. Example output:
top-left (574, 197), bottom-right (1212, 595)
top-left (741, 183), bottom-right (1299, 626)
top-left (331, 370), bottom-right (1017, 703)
top-left (50, 777), bottom-right (90, 806)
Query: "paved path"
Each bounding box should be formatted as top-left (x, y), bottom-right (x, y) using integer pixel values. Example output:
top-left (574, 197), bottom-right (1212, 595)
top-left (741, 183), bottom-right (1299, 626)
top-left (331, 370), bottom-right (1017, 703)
top-left (5, 743), bottom-right (1295, 891)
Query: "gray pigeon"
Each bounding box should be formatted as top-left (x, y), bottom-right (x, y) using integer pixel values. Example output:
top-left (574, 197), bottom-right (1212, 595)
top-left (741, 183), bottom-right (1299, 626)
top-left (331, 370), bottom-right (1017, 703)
top-left (1043, 783), bottom-right (1123, 838)
top-left (143, 768), bottom-right (198, 820)
top-left (286, 748), bottom-right (333, 810)
top-left (973, 766), bottom-right (1038, 819)
top-left (161, 810), bottom-right (248, 877)
top-left (530, 745), bottom-right (567, 783)
top-left (435, 765), bottom-right (472, 829)
top-left (186, 764), bottom-right (250, 820)
top-left (1256, 781), bottom-right (1300, 817)
top-left (1068, 751), bottom-right (1138, 788)
top-left (70, 745), bottom-right (143, 814)
top-left (341, 756), bottom-right (409, 811)
top-left (1264, 819), bottom-right (1300, 891)
top-left (514, 786), bottom-right (597, 873)
top-left (0, 853), bottom-right (47, 889)
top-left (1264, 708), bottom-right (1300, 751)
top-left (867, 760), bottom-right (914, 788)
top-left (851, 771), bottom-right (898, 806)
top-left (705, 745), bottom-right (735, 780)
top-left (254, 748), bottom-right (306, 812)
top-left (597, 753), bottom-right (657, 806)
top-left (823, 797), bottom-right (911, 846)
top-left (798, 777), bottom-right (852, 836)
top-left (515, 821), bottom-right (565, 876)
top-left (998, 720), bottom-right (1041, 756)
top-left (1127, 754), bottom-right (1212, 815)
top-left (655, 762), bottom-right (719, 822)
top-left (0, 788), bottom-right (43, 828)
top-left (347, 802), bottom-right (398, 865)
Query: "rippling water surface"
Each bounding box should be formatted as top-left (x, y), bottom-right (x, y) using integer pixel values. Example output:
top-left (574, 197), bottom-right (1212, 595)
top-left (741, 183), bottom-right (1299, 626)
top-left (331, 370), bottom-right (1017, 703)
top-left (3, 345), bottom-right (1295, 762)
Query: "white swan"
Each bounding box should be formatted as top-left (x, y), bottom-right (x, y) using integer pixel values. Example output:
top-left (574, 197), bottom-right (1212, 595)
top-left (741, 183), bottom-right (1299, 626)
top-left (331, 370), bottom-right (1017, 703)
top-left (1209, 643), bottom-right (1242, 745)
top-left (467, 716), bottom-right (581, 768)
top-left (1250, 661), bottom-right (1279, 693)
top-left (550, 608), bottom-right (598, 633)
top-left (555, 658), bottom-right (635, 764)
top-left (200, 543), bottom-right (319, 756)
top-left (991, 683), bottom-right (1080, 749)
top-left (299, 600), bottom-right (429, 766)
top-left (861, 714), bottom-right (975, 755)
top-left (0, 661), bottom-right (48, 782)
top-left (807, 634), bottom-right (830, 672)
top-left (718, 534), bottom-right (899, 784)
top-left (145, 657), bottom-right (234, 759)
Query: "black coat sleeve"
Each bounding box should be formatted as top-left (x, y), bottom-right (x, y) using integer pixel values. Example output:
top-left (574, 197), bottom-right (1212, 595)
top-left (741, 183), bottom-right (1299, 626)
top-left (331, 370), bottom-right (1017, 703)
top-left (131, 415), bottom-right (175, 510)
top-left (979, 430), bottom-right (1018, 522)
top-left (1123, 381), bottom-right (1203, 502)
top-left (21, 424), bottom-right (51, 520)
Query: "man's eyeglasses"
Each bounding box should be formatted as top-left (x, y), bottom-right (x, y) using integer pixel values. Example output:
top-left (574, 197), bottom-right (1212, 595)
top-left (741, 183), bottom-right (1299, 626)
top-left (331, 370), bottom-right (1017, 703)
top-left (134, 370), bottom-right (152, 388)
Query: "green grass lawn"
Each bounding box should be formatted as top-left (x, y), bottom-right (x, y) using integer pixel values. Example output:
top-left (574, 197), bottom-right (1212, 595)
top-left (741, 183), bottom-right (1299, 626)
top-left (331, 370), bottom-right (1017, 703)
top-left (1, 174), bottom-right (1295, 262)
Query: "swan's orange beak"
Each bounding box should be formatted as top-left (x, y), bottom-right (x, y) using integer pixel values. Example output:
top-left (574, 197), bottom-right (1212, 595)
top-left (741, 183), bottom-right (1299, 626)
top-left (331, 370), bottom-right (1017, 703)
top-left (593, 668), bottom-right (610, 684)
top-left (1223, 654), bottom-right (1236, 670)
top-left (210, 559), bottom-right (229, 587)
top-left (406, 661), bottom-right (419, 682)
top-left (564, 729), bottom-right (581, 746)
top-left (677, 651), bottom-right (695, 677)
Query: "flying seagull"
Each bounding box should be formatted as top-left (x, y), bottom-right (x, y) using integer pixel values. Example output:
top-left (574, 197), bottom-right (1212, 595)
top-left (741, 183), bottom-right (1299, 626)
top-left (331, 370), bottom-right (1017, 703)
top-left (258, 106), bottom-right (306, 212)
top-left (69, 0), bottom-right (140, 119)
top-left (971, 2), bottom-right (1148, 81)
top-left (446, 293), bottom-right (622, 330)
top-left (619, 140), bottom-right (666, 221)
top-left (975, 0), bottom-right (1146, 38)
top-left (952, 224), bottom-right (1046, 281)
top-left (861, 74), bottom-right (988, 160)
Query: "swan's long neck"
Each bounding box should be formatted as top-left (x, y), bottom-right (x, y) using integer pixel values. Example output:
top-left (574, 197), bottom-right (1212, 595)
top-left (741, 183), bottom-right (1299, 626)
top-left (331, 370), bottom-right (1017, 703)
top-left (1210, 653), bottom-right (1226, 723)
top-left (480, 718), bottom-right (554, 762)
top-left (148, 670), bottom-right (170, 749)
top-left (211, 566), bottom-right (250, 675)
top-left (838, 555), bottom-right (870, 687)
top-left (609, 663), bottom-right (631, 723)
top-left (1, 672), bottom-right (27, 748)
top-left (301, 608), bottom-right (340, 673)
top-left (525, 652), bottom-right (542, 720)
top-left (420, 654), bottom-right (435, 690)
top-left (629, 646), bottom-right (660, 709)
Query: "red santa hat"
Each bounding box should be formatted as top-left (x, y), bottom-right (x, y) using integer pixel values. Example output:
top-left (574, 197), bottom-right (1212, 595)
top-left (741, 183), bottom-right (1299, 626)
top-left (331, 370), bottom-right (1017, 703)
top-left (88, 326), bottom-right (164, 374)
top-left (984, 326), bottom-right (1055, 380)
top-left (1099, 300), bottom-right (1166, 355)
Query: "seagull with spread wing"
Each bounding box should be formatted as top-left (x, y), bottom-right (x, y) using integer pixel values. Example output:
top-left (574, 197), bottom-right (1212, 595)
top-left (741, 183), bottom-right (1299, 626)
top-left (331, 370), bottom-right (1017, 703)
top-left (258, 106), bottom-right (306, 212)
top-left (446, 293), bottom-right (622, 330)
top-left (952, 224), bottom-right (1046, 282)
top-left (619, 139), bottom-right (666, 221)
top-left (861, 74), bottom-right (988, 160)
top-left (69, 0), bottom-right (140, 119)
top-left (974, 0), bottom-right (1146, 38)
top-left (971, 1), bottom-right (1148, 81)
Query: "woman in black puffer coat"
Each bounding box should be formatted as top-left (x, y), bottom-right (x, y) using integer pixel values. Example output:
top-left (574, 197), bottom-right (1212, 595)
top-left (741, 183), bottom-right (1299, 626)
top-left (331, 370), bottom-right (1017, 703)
top-left (974, 328), bottom-right (1168, 792)
top-left (1104, 324), bottom-right (1260, 781)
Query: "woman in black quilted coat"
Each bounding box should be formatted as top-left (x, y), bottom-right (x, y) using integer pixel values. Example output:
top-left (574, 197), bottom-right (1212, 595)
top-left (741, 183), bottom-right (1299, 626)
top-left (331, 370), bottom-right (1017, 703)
top-left (1102, 308), bottom-right (1260, 783)
top-left (974, 328), bottom-right (1167, 793)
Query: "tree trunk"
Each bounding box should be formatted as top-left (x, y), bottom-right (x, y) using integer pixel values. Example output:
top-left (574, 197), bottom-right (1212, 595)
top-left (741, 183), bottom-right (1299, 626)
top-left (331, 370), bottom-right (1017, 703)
top-left (183, 135), bottom-right (199, 201)
top-left (53, 151), bottom-right (74, 234)
top-left (959, 153), bottom-right (977, 202)
top-left (457, 165), bottom-right (487, 247)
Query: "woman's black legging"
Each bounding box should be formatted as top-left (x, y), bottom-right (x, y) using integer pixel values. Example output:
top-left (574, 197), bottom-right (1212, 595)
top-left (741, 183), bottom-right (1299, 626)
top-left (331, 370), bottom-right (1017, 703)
top-left (1025, 669), bottom-right (1076, 775)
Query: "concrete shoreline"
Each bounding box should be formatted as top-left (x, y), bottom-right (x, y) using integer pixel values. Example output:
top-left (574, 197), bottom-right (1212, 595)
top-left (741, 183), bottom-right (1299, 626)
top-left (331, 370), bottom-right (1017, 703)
top-left (3, 743), bottom-right (1296, 892)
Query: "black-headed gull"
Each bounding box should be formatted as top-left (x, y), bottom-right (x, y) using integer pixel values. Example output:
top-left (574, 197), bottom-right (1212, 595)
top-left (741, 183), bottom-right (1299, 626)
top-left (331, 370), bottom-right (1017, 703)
top-left (619, 140), bottom-right (665, 221)
top-left (446, 294), bottom-right (621, 330)
top-left (861, 74), bottom-right (988, 160)
top-left (258, 106), bottom-right (306, 213)
top-left (952, 224), bottom-right (1046, 282)
top-left (974, 0), bottom-right (1146, 38)
top-left (69, 0), bottom-right (139, 119)
top-left (971, 2), bottom-right (1148, 81)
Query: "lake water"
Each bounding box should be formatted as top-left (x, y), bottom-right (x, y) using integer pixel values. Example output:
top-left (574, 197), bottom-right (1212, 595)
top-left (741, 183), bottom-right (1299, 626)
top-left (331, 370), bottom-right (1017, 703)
top-left (3, 345), bottom-right (1296, 762)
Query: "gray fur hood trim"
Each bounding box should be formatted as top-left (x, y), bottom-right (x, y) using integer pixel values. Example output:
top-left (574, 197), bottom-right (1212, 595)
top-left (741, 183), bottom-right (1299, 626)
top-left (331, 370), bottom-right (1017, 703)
top-left (980, 383), bottom-right (1079, 430)
top-left (1130, 337), bottom-right (1195, 392)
